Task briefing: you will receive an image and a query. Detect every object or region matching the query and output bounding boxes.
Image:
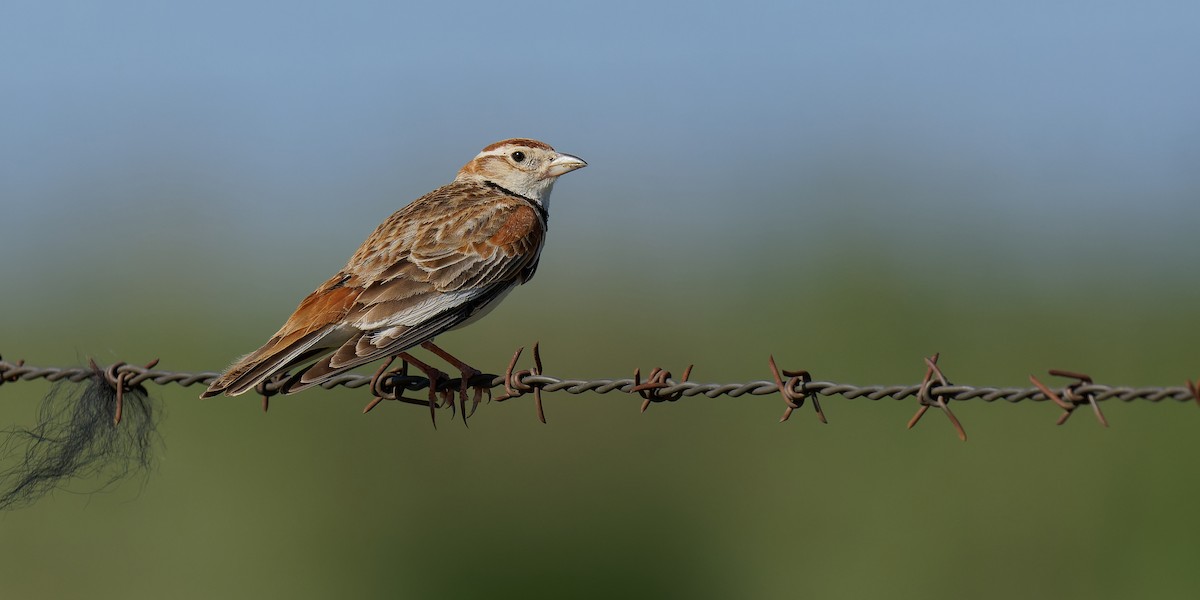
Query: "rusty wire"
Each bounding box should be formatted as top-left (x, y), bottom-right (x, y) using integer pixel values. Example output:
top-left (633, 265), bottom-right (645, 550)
top-left (0, 354), bottom-right (1193, 405)
top-left (1, 353), bottom-right (1197, 439)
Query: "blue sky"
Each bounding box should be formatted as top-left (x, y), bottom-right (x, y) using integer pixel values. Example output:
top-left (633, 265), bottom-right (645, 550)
top-left (2, 1), bottom-right (1198, 276)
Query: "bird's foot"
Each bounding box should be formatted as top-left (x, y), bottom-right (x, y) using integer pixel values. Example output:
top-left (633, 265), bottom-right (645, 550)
top-left (420, 341), bottom-right (490, 424)
top-left (397, 352), bottom-right (453, 428)
top-left (453, 365), bottom-right (490, 423)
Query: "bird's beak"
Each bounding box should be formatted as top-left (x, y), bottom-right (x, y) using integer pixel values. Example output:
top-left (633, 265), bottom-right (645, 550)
top-left (545, 153), bottom-right (587, 178)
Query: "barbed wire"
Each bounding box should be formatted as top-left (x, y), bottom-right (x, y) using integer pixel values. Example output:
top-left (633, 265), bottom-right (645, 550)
top-left (3, 349), bottom-right (1198, 440)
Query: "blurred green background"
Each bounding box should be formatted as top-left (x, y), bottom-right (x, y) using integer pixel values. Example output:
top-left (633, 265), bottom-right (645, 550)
top-left (2, 1), bottom-right (1199, 598)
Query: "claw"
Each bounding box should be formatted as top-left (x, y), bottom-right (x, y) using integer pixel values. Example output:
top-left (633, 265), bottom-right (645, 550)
top-left (395, 352), bottom-right (449, 429)
top-left (420, 341), bottom-right (493, 425)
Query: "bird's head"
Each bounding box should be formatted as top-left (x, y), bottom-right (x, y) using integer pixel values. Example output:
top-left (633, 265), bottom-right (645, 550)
top-left (456, 138), bottom-right (587, 205)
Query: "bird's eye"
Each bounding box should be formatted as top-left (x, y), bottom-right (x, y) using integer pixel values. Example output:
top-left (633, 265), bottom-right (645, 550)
top-left (510, 151), bottom-right (526, 163)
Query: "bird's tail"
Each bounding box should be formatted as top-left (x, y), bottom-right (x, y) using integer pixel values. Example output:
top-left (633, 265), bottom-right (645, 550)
top-left (200, 327), bottom-right (350, 397)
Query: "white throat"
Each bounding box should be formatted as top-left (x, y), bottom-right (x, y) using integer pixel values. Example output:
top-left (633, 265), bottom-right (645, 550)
top-left (505, 177), bottom-right (555, 207)
top-left (473, 175), bottom-right (554, 212)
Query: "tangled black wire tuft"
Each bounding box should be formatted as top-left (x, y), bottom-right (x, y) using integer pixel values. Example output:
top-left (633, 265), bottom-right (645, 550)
top-left (0, 367), bottom-right (160, 510)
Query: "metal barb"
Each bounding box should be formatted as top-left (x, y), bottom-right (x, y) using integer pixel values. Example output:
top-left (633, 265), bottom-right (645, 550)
top-left (631, 364), bottom-right (693, 412)
top-left (91, 359), bottom-right (125, 425)
top-left (529, 343), bottom-right (545, 423)
top-left (363, 356), bottom-right (399, 414)
top-left (1188, 379), bottom-right (1199, 407)
top-left (907, 354), bottom-right (967, 441)
top-left (494, 343), bottom-right (547, 423)
top-left (496, 346), bottom-right (529, 400)
top-left (768, 355), bottom-right (826, 424)
top-left (90, 358), bottom-right (158, 426)
top-left (1030, 369), bottom-right (1108, 427)
top-left (254, 370), bottom-right (290, 414)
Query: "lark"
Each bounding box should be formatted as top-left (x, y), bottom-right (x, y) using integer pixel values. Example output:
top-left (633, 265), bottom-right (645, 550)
top-left (201, 139), bottom-right (586, 401)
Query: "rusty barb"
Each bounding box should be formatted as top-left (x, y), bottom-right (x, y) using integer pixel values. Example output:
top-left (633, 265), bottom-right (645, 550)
top-left (907, 353), bottom-right (968, 441)
top-left (1, 351), bottom-right (1198, 438)
top-left (1029, 369), bottom-right (1108, 427)
top-left (631, 364), bottom-right (693, 413)
top-left (86, 358), bottom-right (161, 426)
top-left (768, 356), bottom-right (826, 424)
top-left (494, 342), bottom-right (548, 423)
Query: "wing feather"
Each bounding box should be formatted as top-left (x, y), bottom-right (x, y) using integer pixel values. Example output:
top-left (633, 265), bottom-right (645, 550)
top-left (287, 284), bottom-right (512, 392)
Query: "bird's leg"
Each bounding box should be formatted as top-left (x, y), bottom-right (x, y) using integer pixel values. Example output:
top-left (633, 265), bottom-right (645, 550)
top-left (397, 351), bottom-right (452, 428)
top-left (420, 341), bottom-right (488, 419)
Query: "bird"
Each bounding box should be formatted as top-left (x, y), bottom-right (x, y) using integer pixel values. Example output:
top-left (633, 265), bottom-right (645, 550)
top-left (200, 138), bottom-right (586, 405)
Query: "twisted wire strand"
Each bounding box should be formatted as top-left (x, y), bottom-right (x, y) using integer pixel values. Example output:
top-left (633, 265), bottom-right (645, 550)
top-left (2, 354), bottom-right (1191, 511)
top-left (1, 358), bottom-right (1195, 404)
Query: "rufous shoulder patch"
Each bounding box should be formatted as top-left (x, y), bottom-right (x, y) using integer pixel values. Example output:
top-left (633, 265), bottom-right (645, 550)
top-left (488, 204), bottom-right (539, 247)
